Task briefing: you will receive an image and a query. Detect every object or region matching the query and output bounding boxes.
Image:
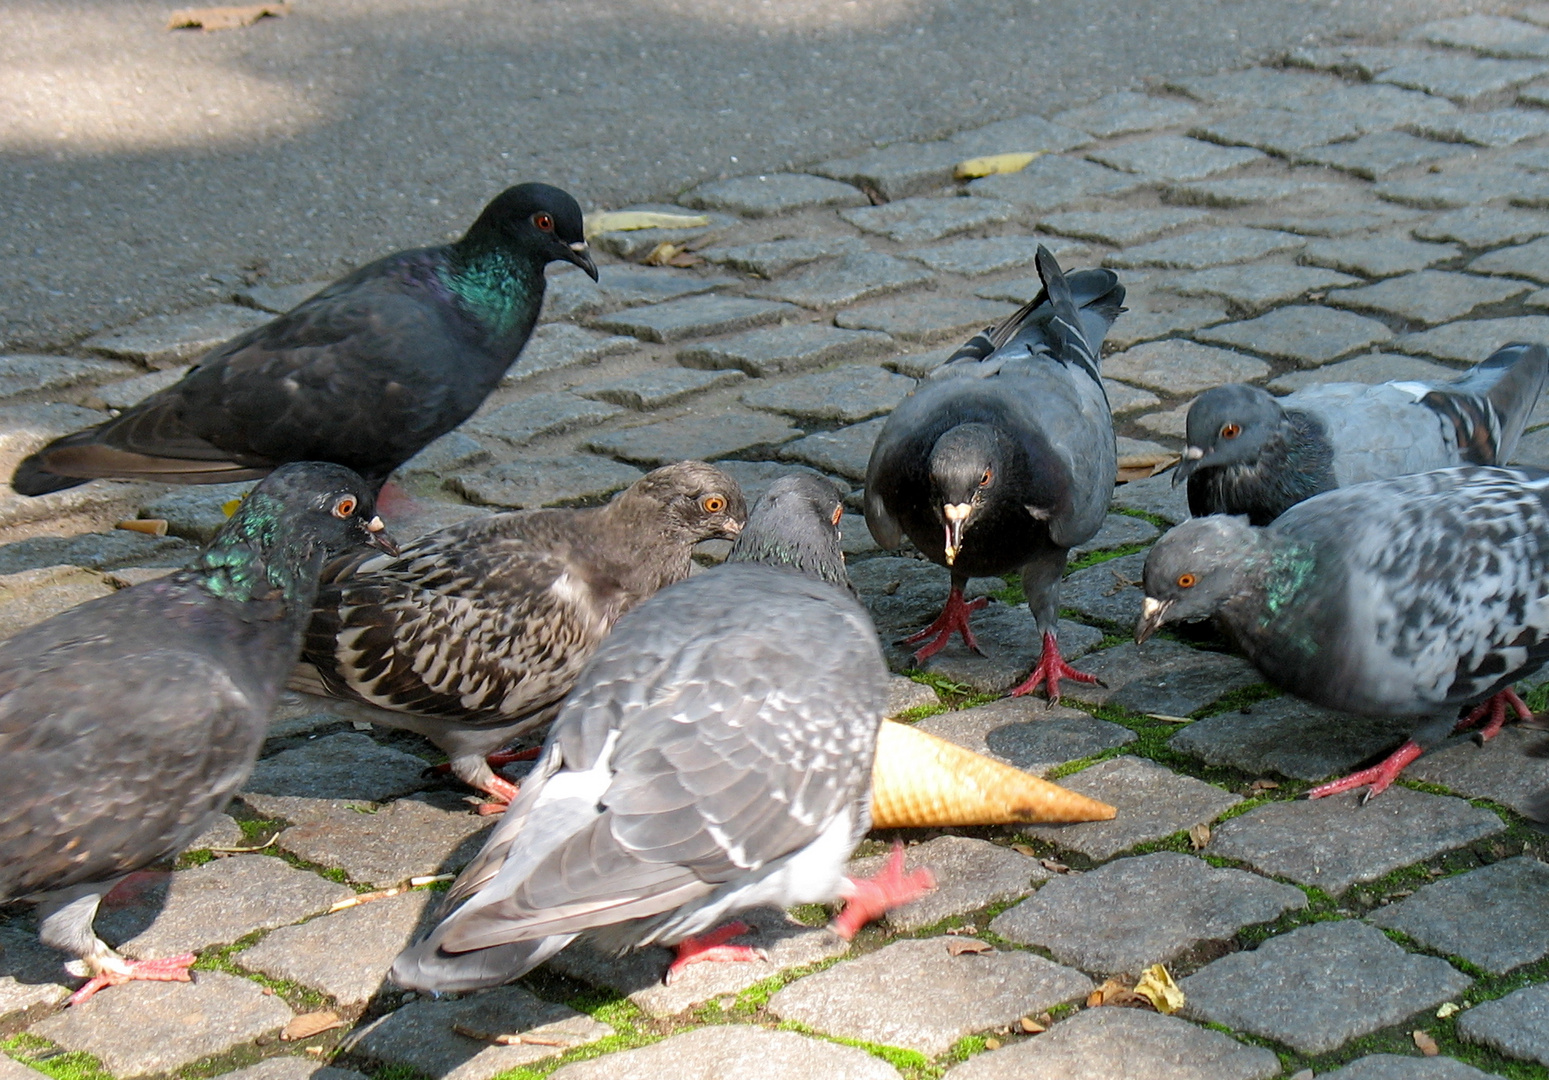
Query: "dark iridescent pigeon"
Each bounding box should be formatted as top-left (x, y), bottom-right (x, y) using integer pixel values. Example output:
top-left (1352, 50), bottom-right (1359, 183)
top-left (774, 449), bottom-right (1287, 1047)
top-left (388, 475), bottom-right (932, 993)
top-left (293, 461), bottom-right (747, 811)
top-left (1176, 343), bottom-right (1549, 525)
top-left (0, 463), bottom-right (395, 1003)
top-left (864, 246), bottom-right (1124, 701)
top-left (1137, 465), bottom-right (1549, 801)
top-left (12, 184), bottom-right (596, 497)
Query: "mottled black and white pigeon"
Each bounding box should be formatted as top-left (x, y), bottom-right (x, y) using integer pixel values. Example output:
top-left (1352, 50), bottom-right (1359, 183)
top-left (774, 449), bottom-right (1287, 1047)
top-left (1175, 343), bottom-right (1549, 525)
top-left (389, 474), bottom-right (932, 993)
top-left (1136, 465), bottom-right (1549, 801)
top-left (294, 461), bottom-right (747, 812)
top-left (0, 462), bottom-right (395, 1003)
top-left (12, 184), bottom-right (596, 497)
top-left (864, 246), bottom-right (1124, 701)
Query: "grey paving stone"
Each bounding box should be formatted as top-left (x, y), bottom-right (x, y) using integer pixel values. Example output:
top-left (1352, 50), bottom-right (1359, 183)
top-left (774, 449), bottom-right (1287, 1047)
top-left (1052, 91), bottom-right (1201, 138)
top-left (503, 323), bottom-right (638, 384)
top-left (967, 154), bottom-right (1149, 212)
top-left (580, 367), bottom-right (744, 410)
top-left (741, 365), bottom-right (913, 423)
top-left (1406, 725), bottom-right (1549, 817)
top-left (241, 732), bottom-right (431, 821)
top-left (748, 252), bottom-right (934, 309)
top-left (1207, 787), bottom-right (1508, 895)
top-left (1417, 13), bottom-right (1549, 58)
top-left (277, 791), bottom-right (493, 887)
top-left (238, 888), bottom-right (435, 1005)
top-left (884, 674), bottom-right (939, 717)
top-left (948, 1006), bottom-right (1282, 1080)
top-left (839, 511), bottom-right (879, 555)
top-left (1110, 470), bottom-right (1192, 522)
top-left (679, 322), bottom-right (892, 377)
top-left (0, 924), bottom-right (70, 1016)
top-left (0, 1061), bottom-right (55, 1080)
top-left (1163, 176), bottom-right (1336, 209)
top-left (464, 392), bottom-right (623, 447)
top-left (702, 235), bottom-right (873, 278)
top-left (180, 812), bottom-right (244, 853)
top-left (1299, 131), bottom-right (1470, 180)
top-left (1182, 920), bottom-right (1471, 1055)
top-left (396, 431), bottom-right (491, 481)
top-left (1088, 136), bottom-right (1264, 182)
top-left (1471, 234), bottom-right (1549, 283)
top-left (588, 412), bottom-right (799, 466)
top-left (839, 196), bottom-right (1018, 245)
top-left (1168, 66), bottom-right (1340, 107)
top-left (914, 698), bottom-right (1137, 775)
top-left (217, 1061), bottom-right (367, 1080)
top-left (1416, 206), bottom-right (1549, 248)
top-left (1021, 756), bottom-right (1243, 860)
top-left (1322, 1056), bottom-right (1507, 1080)
top-left (1377, 167), bottom-right (1549, 210)
top-left (0, 530), bottom-right (190, 576)
top-left (851, 553), bottom-right (989, 631)
top-left (1378, 55), bottom-right (1549, 103)
top-left (1075, 512), bottom-right (1160, 556)
top-left (1284, 83), bottom-right (1463, 129)
top-left (1075, 636), bottom-right (1264, 718)
top-left (1329, 270), bottom-right (1531, 325)
top-left (809, 140), bottom-right (968, 201)
top-left (1410, 107), bottom-right (1549, 146)
top-left (778, 417), bottom-right (886, 480)
top-left (1134, 404), bottom-right (1190, 439)
top-left (992, 851), bottom-right (1307, 975)
top-left (1397, 315), bottom-right (1549, 362)
top-left (1107, 228), bottom-right (1305, 270)
top-left (711, 460), bottom-right (847, 505)
top-left (1457, 983), bottom-right (1549, 1067)
top-left (1258, 205), bottom-right (1427, 238)
top-left (1369, 857), bottom-right (1549, 974)
top-left (1195, 108), bottom-right (1367, 156)
top-left (1171, 696), bottom-right (1418, 781)
top-left (33, 971), bottom-right (292, 1077)
top-left (1040, 208), bottom-right (1211, 247)
top-left (137, 480), bottom-right (252, 544)
top-left (543, 264), bottom-right (731, 321)
top-left (89, 364), bottom-right (189, 411)
top-left (1104, 339), bottom-right (1269, 395)
top-left (445, 455), bottom-right (643, 509)
top-left (1288, 43), bottom-right (1441, 78)
top-left (685, 172), bottom-right (868, 216)
top-left (1103, 296), bottom-right (1231, 350)
top-left (345, 984), bottom-right (612, 1080)
top-left (1521, 82), bottom-right (1549, 107)
top-left (1105, 380), bottom-right (1162, 416)
top-left (904, 235), bottom-right (1052, 276)
top-left (1117, 435), bottom-right (1176, 459)
top-left (767, 936), bottom-right (1091, 1056)
top-left (848, 836), bottom-right (1051, 932)
top-left (82, 304), bottom-right (271, 369)
top-left (0, 566), bottom-right (151, 632)
top-left (592, 295), bottom-right (796, 343)
top-left (235, 280), bottom-right (331, 314)
top-left (0, 354), bottom-right (131, 402)
top-left (949, 113), bottom-right (1094, 158)
top-left (835, 295), bottom-right (1016, 344)
top-left (1174, 266), bottom-right (1361, 316)
top-left (550, 1026), bottom-right (901, 1080)
top-left (548, 906), bottom-right (848, 1017)
top-left (1268, 351), bottom-right (1457, 394)
top-left (94, 855), bottom-right (351, 959)
top-left (590, 207), bottom-right (742, 263)
top-left (1196, 305), bottom-right (1393, 366)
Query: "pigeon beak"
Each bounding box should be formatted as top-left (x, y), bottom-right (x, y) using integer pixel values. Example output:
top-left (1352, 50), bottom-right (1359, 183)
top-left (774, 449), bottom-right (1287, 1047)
top-left (942, 503), bottom-right (971, 566)
top-left (563, 240), bottom-right (599, 282)
top-left (1134, 596), bottom-right (1174, 644)
top-left (1172, 446), bottom-right (1205, 488)
top-left (718, 518), bottom-right (744, 539)
top-left (364, 515), bottom-right (400, 557)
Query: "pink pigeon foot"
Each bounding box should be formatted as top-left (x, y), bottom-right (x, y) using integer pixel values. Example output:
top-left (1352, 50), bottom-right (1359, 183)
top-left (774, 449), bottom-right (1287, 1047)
top-left (904, 587), bottom-right (988, 664)
top-left (1009, 631), bottom-right (1100, 704)
top-left (68, 953), bottom-right (196, 1006)
top-left (429, 747), bottom-right (542, 814)
top-left (831, 842), bottom-right (937, 940)
top-left (1307, 738), bottom-right (1424, 803)
top-left (664, 921), bottom-right (769, 984)
top-left (1457, 687), bottom-right (1533, 742)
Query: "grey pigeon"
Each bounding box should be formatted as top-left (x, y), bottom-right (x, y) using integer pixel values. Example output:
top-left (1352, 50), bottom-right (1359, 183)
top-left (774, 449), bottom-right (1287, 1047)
top-left (864, 246), bottom-right (1124, 701)
top-left (0, 463), bottom-right (395, 1003)
top-left (389, 474), bottom-right (933, 993)
top-left (293, 461), bottom-right (747, 811)
top-left (13, 184), bottom-right (597, 497)
top-left (1136, 465), bottom-right (1549, 801)
top-left (1176, 343), bottom-right (1549, 525)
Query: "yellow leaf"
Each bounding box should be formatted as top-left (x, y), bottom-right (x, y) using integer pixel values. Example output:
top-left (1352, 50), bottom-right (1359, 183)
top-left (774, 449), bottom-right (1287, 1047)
top-left (1133, 964), bottom-right (1186, 1015)
top-left (1437, 1002), bottom-right (1461, 1019)
top-left (1413, 1030), bottom-right (1440, 1056)
top-left (584, 211), bottom-right (710, 238)
top-left (954, 151), bottom-right (1042, 180)
top-left (222, 497), bottom-right (244, 517)
top-left (168, 3), bottom-right (289, 31)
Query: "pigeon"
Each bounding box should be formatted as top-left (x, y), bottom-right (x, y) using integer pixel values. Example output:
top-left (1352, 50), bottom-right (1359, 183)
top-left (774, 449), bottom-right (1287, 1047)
top-left (12, 184), bottom-right (597, 497)
top-left (1135, 465), bottom-right (1549, 801)
top-left (388, 474), bottom-right (933, 993)
top-left (0, 462), bottom-right (396, 1003)
top-left (1175, 342), bottom-right (1549, 525)
top-left (864, 246), bottom-right (1124, 701)
top-left (293, 461), bottom-right (747, 811)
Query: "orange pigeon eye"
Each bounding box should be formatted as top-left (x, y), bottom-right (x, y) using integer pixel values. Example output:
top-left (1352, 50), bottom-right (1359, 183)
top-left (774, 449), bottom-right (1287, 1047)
top-left (331, 495), bottom-right (357, 519)
top-left (1220, 423), bottom-right (1242, 439)
top-left (701, 495), bottom-right (726, 514)
top-left (979, 468), bottom-right (993, 487)
top-left (1177, 573), bottom-right (1196, 588)
top-left (532, 212), bottom-right (555, 231)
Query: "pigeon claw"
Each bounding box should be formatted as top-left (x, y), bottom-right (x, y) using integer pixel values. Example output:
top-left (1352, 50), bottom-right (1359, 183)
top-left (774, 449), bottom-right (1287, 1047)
top-left (1457, 687), bottom-right (1532, 744)
top-left (903, 588), bottom-right (988, 664)
top-left (831, 842), bottom-right (936, 940)
top-left (1009, 632), bottom-right (1098, 704)
top-left (1307, 739), bottom-right (1425, 802)
top-left (67, 953), bottom-right (196, 1006)
top-left (664, 922), bottom-right (769, 984)
top-left (473, 775), bottom-right (522, 816)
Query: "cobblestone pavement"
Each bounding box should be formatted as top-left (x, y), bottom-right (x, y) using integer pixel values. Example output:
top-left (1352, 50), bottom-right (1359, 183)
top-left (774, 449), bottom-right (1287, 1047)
top-left (8, 10), bottom-right (1549, 1080)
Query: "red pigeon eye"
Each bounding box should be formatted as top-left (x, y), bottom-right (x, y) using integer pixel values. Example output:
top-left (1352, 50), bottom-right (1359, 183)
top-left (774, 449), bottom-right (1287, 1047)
top-left (532, 212), bottom-right (555, 232)
top-left (1220, 423), bottom-right (1242, 439)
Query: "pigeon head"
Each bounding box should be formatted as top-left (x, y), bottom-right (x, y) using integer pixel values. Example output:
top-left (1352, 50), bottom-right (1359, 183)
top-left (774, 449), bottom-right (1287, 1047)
top-left (1174, 384), bottom-right (1285, 488)
top-left (463, 183), bottom-right (597, 281)
top-left (1135, 515), bottom-right (1259, 643)
top-left (219, 462), bottom-right (398, 561)
top-left (927, 422), bottom-right (1013, 566)
top-left (627, 460), bottom-right (748, 543)
top-left (728, 474), bottom-right (852, 591)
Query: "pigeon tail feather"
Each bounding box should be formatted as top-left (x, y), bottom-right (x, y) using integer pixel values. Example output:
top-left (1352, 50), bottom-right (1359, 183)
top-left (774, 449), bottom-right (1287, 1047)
top-left (9, 452), bottom-right (89, 496)
top-left (1424, 342), bottom-right (1549, 467)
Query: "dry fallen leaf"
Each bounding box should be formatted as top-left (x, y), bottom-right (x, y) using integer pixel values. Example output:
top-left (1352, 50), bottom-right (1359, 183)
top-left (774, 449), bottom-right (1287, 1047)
top-left (947, 938), bottom-right (994, 956)
top-left (982, 1037), bottom-right (1002, 1050)
top-left (1437, 1002), bottom-right (1461, 1019)
top-left (452, 1024), bottom-right (574, 1047)
top-left (1133, 964), bottom-right (1186, 1015)
top-left (583, 211), bottom-right (710, 238)
top-left (1012, 843), bottom-right (1038, 857)
top-left (953, 151), bottom-right (1042, 180)
top-left (1088, 977), bottom-right (1144, 1007)
top-left (117, 518), bottom-right (168, 537)
top-left (168, 3), bottom-right (289, 31)
top-left (1115, 452), bottom-right (1181, 483)
top-left (282, 1011), bottom-right (343, 1041)
top-left (1019, 1016), bottom-right (1046, 1034)
top-left (1413, 1030), bottom-right (1440, 1056)
top-left (1040, 858), bottom-right (1070, 874)
top-left (1248, 779), bottom-right (1281, 793)
top-left (643, 241), bottom-right (702, 268)
top-left (1188, 823), bottom-right (1211, 851)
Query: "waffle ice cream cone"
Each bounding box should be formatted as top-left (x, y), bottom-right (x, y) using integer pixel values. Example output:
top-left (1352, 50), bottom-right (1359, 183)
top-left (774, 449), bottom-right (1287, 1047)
top-left (870, 720), bottom-right (1117, 828)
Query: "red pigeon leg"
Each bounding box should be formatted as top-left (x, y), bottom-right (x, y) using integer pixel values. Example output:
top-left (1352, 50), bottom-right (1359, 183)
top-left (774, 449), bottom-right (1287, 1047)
top-left (664, 921), bottom-right (769, 984)
top-left (1456, 687), bottom-right (1533, 742)
top-left (1009, 631), bottom-right (1100, 704)
top-left (831, 842), bottom-right (937, 940)
top-left (903, 587), bottom-right (989, 663)
top-left (1307, 739), bottom-right (1425, 803)
top-left (68, 953), bottom-right (196, 1006)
